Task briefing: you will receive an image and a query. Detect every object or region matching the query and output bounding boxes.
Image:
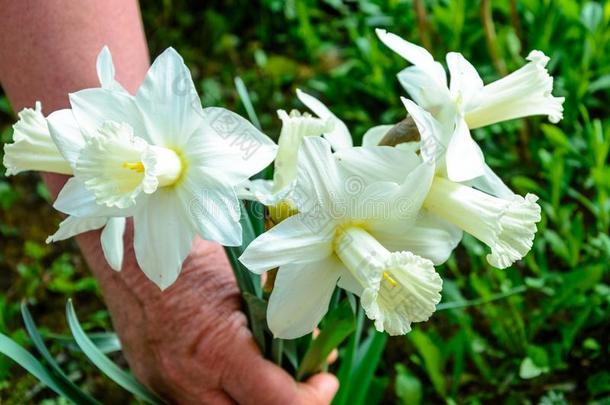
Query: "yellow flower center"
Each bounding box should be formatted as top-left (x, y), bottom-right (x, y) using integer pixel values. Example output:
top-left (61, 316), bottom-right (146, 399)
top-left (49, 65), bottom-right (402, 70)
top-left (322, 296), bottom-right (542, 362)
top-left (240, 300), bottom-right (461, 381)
top-left (122, 161), bottom-right (145, 173)
top-left (383, 272), bottom-right (398, 287)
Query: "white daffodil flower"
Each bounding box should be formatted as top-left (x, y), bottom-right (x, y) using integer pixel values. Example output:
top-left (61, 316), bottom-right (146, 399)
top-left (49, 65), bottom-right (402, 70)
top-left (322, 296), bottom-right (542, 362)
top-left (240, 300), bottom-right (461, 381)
top-left (47, 47), bottom-right (277, 289)
top-left (272, 109), bottom-right (333, 194)
top-left (341, 103), bottom-right (542, 269)
top-left (374, 29), bottom-right (564, 196)
top-left (239, 137), bottom-right (462, 338)
top-left (423, 177), bottom-right (541, 269)
top-left (239, 89), bottom-right (352, 208)
top-left (2, 47), bottom-right (127, 272)
top-left (3, 102), bottom-right (72, 176)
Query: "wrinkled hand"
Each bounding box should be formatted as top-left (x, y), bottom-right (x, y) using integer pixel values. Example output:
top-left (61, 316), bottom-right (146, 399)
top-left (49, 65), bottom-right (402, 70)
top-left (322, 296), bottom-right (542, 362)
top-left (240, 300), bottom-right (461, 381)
top-left (75, 226), bottom-right (338, 404)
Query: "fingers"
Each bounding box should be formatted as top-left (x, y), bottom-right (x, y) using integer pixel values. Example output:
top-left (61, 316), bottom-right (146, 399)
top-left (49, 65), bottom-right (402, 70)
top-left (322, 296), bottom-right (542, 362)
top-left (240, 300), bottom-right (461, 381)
top-left (313, 327), bottom-right (339, 365)
top-left (200, 390), bottom-right (237, 405)
top-left (222, 336), bottom-right (338, 405)
top-left (327, 348), bottom-right (339, 364)
top-left (298, 373), bottom-right (340, 405)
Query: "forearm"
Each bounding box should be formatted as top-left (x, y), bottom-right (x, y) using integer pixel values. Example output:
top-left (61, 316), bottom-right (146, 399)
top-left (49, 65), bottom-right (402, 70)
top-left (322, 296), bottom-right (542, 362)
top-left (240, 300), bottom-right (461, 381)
top-left (0, 0), bottom-right (162, 352)
top-left (0, 0), bottom-right (149, 112)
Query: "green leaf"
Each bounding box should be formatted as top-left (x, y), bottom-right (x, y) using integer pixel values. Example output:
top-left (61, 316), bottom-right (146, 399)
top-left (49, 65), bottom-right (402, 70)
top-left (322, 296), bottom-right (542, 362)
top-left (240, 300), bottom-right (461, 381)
top-left (281, 338), bottom-right (300, 371)
top-left (271, 338), bottom-right (284, 366)
top-left (242, 292), bottom-right (268, 355)
top-left (66, 300), bottom-right (166, 404)
top-left (0, 333), bottom-right (66, 397)
top-left (364, 376), bottom-right (389, 405)
top-left (519, 357), bottom-right (547, 379)
top-left (234, 76), bottom-right (261, 130)
top-left (21, 302), bottom-right (101, 405)
top-left (347, 329), bottom-right (387, 405)
top-left (225, 246), bottom-right (257, 296)
top-left (297, 300), bottom-right (355, 380)
top-left (409, 329), bottom-right (446, 397)
top-left (587, 371), bottom-right (610, 395)
top-left (44, 332), bottom-right (122, 354)
top-left (395, 364), bottom-right (422, 405)
top-left (224, 202), bottom-right (261, 297)
top-left (581, 1), bottom-right (603, 32)
top-left (436, 286), bottom-right (527, 311)
top-left (333, 306), bottom-right (365, 405)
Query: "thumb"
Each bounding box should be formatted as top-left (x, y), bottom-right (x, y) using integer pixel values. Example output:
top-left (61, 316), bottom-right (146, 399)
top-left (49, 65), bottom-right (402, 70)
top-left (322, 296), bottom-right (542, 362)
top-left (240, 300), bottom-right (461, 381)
top-left (297, 373), bottom-right (339, 404)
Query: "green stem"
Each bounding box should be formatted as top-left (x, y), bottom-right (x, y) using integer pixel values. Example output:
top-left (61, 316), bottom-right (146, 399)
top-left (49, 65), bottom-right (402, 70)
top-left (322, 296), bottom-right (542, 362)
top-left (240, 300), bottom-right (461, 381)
top-left (436, 286), bottom-right (527, 311)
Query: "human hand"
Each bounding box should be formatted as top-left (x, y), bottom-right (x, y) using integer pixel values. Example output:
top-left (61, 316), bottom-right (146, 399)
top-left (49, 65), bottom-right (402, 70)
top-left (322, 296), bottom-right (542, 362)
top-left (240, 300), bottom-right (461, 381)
top-left (76, 224), bottom-right (338, 404)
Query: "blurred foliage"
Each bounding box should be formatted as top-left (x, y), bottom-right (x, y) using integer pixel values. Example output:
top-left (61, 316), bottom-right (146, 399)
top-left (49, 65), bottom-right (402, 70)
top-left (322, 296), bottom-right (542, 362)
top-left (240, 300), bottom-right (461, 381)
top-left (1, 0), bottom-right (609, 403)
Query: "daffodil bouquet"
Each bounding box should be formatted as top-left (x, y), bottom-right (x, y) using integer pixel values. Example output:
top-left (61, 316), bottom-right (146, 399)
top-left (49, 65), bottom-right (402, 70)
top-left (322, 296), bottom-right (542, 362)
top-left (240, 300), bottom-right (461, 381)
top-left (3, 29), bottom-right (563, 379)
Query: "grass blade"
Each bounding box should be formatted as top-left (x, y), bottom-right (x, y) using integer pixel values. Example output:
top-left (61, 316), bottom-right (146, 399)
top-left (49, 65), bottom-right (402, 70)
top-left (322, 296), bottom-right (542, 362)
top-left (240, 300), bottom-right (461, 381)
top-left (234, 76), bottom-right (261, 130)
top-left (0, 333), bottom-right (66, 397)
top-left (21, 302), bottom-right (101, 405)
top-left (66, 300), bottom-right (165, 404)
top-left (44, 332), bottom-right (121, 354)
top-left (347, 329), bottom-right (387, 405)
top-left (436, 286), bottom-right (527, 311)
top-left (333, 306), bottom-right (365, 405)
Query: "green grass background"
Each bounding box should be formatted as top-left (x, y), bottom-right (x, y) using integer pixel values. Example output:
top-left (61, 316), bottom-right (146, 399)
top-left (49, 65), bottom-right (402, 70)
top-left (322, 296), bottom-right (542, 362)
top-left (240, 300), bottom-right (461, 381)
top-left (1, 0), bottom-right (609, 403)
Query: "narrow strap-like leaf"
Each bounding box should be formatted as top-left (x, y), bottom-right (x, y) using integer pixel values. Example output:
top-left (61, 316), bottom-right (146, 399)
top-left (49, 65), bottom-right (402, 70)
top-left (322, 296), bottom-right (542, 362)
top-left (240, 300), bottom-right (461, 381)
top-left (234, 76), bottom-right (261, 130)
top-left (297, 300), bottom-right (356, 380)
top-left (65, 300), bottom-right (166, 404)
top-left (347, 329), bottom-right (388, 405)
top-left (21, 302), bottom-right (101, 404)
top-left (436, 286), bottom-right (527, 311)
top-left (43, 332), bottom-right (122, 354)
top-left (0, 333), bottom-right (66, 397)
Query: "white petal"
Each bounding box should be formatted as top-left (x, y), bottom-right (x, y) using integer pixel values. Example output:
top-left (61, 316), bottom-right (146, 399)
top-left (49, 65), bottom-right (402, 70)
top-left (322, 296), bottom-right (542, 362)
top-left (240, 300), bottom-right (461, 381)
top-left (364, 161), bottom-right (435, 228)
top-left (53, 177), bottom-right (136, 218)
top-left (293, 137), bottom-right (345, 212)
top-left (3, 103), bottom-right (73, 176)
top-left (362, 251), bottom-right (442, 335)
top-left (486, 193), bottom-right (541, 268)
top-left (296, 89), bottom-right (353, 150)
top-left (236, 179), bottom-right (275, 203)
top-left (337, 268), bottom-right (364, 296)
top-left (401, 97), bottom-right (449, 165)
top-left (445, 118), bottom-right (485, 182)
top-left (446, 52), bottom-right (483, 111)
top-left (335, 145), bottom-right (421, 184)
top-left (133, 189), bottom-right (196, 290)
top-left (375, 29), bottom-right (447, 87)
top-left (100, 217), bottom-right (126, 271)
top-left (177, 167), bottom-right (242, 246)
top-left (267, 258), bottom-right (341, 339)
top-left (69, 88), bottom-right (145, 140)
top-left (424, 177), bottom-right (541, 269)
top-left (136, 48), bottom-right (203, 147)
top-left (373, 211), bottom-right (462, 265)
top-left (75, 122), bottom-right (159, 209)
top-left (96, 46), bottom-right (127, 92)
top-left (465, 50), bottom-right (564, 128)
top-left (397, 66), bottom-right (452, 112)
top-left (468, 163), bottom-right (515, 199)
top-left (236, 179), bottom-right (295, 208)
top-left (239, 213), bottom-right (334, 274)
top-left (362, 125), bottom-right (393, 147)
top-left (46, 109), bottom-right (86, 168)
top-left (333, 226), bottom-right (442, 335)
top-left (273, 109), bottom-right (332, 192)
top-left (186, 107), bottom-right (277, 184)
top-left (46, 216), bottom-right (107, 243)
